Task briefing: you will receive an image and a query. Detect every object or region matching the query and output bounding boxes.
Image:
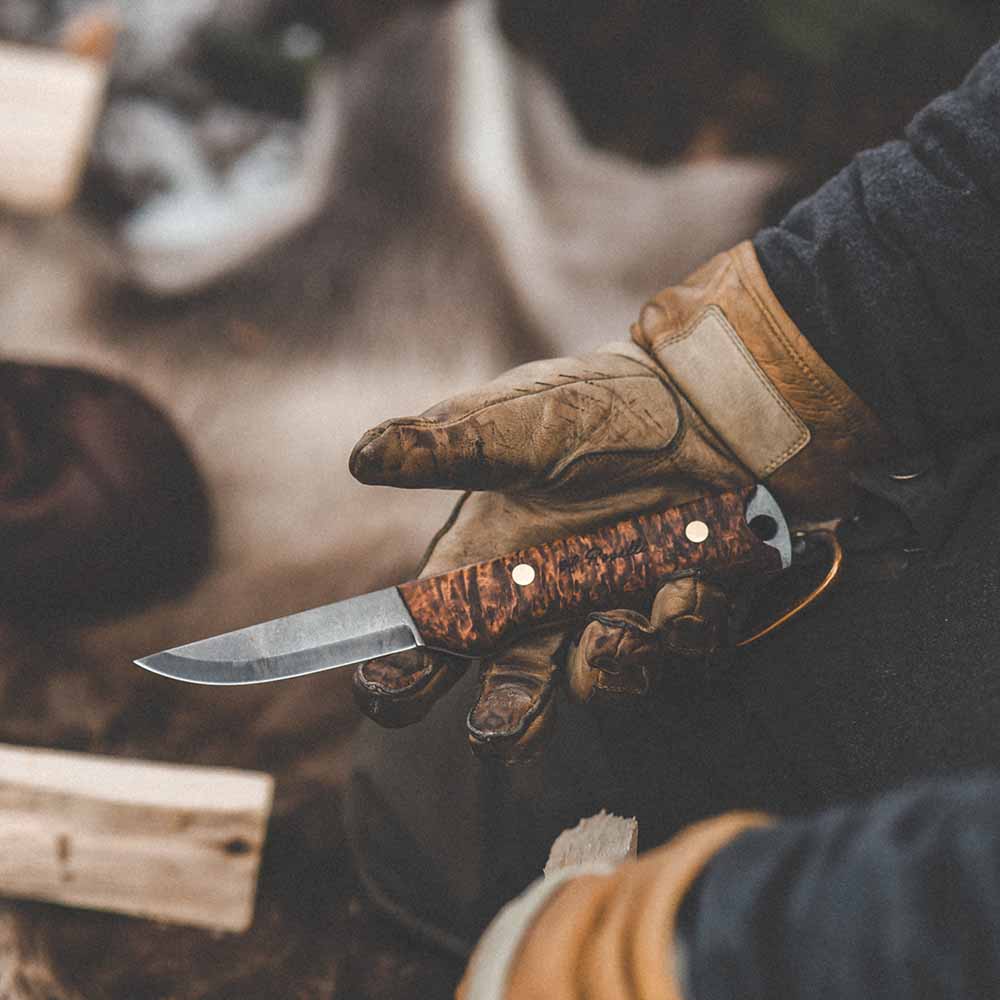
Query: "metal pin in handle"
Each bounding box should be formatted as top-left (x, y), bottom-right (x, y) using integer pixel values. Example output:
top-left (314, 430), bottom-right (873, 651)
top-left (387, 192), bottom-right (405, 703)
top-left (685, 520), bottom-right (709, 543)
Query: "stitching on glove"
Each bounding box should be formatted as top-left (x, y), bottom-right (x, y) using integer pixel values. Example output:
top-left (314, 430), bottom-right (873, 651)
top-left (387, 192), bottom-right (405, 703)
top-left (729, 246), bottom-right (874, 436)
top-left (392, 369), bottom-right (664, 433)
top-left (657, 304), bottom-right (809, 476)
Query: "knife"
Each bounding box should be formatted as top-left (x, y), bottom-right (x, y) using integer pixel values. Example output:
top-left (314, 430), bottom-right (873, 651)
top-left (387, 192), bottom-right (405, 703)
top-left (135, 484), bottom-right (792, 685)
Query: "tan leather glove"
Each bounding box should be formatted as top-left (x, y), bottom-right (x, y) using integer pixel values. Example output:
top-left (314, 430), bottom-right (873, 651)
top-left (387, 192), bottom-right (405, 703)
top-left (456, 811), bottom-right (773, 1000)
top-left (350, 241), bottom-right (891, 761)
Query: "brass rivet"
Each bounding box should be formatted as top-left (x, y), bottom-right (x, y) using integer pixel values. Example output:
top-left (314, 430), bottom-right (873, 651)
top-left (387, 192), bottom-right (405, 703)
top-left (685, 520), bottom-right (709, 543)
top-left (511, 563), bottom-right (536, 586)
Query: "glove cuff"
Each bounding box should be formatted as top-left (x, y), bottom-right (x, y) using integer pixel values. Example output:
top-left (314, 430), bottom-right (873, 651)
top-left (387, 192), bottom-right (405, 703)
top-left (632, 241), bottom-right (893, 520)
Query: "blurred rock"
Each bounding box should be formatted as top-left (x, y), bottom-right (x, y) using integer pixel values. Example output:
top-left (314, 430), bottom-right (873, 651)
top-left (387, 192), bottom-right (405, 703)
top-left (0, 362), bottom-right (212, 621)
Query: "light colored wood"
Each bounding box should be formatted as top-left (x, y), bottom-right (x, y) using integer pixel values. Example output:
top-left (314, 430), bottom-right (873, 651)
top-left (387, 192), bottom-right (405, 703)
top-left (0, 43), bottom-right (108, 214)
top-left (543, 810), bottom-right (638, 877)
top-left (0, 744), bottom-right (274, 932)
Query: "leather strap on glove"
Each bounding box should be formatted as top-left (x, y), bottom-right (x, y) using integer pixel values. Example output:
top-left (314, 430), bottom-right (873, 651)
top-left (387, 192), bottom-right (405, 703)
top-left (457, 811), bottom-right (773, 1000)
top-left (630, 240), bottom-right (891, 521)
top-left (350, 241), bottom-right (891, 760)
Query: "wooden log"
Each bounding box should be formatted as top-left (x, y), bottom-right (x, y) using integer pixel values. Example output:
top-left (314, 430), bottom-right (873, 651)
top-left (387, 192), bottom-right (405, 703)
top-left (0, 41), bottom-right (109, 214)
top-left (0, 744), bottom-right (273, 932)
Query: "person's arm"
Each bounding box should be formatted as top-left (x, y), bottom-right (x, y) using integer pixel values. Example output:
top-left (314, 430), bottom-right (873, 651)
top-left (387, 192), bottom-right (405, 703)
top-left (755, 40), bottom-right (1000, 451)
top-left (679, 775), bottom-right (1000, 999)
top-left (458, 775), bottom-right (1000, 999)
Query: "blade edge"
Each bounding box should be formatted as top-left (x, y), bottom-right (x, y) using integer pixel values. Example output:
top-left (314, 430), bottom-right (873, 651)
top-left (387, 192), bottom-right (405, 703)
top-left (135, 624), bottom-right (419, 685)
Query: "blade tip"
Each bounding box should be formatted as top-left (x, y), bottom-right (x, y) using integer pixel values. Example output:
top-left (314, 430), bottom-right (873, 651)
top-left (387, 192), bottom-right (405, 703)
top-left (132, 650), bottom-right (236, 685)
top-left (134, 653), bottom-right (170, 676)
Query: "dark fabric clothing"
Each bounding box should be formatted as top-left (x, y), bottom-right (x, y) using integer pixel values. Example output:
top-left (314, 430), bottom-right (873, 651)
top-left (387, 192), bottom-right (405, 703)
top-left (679, 42), bottom-right (1000, 999)
top-left (754, 40), bottom-right (1000, 453)
top-left (681, 776), bottom-right (1000, 1000)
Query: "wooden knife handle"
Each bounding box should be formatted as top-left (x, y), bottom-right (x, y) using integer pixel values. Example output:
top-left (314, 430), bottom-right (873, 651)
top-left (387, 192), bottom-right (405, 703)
top-left (398, 486), bottom-right (783, 657)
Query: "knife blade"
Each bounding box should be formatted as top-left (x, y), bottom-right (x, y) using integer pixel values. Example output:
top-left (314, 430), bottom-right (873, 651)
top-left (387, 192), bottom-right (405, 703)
top-left (136, 484), bottom-right (791, 685)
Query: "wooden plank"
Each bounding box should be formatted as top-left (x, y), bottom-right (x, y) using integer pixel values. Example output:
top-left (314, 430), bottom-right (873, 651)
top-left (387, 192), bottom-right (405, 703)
top-left (0, 42), bottom-right (108, 214)
top-left (0, 744), bottom-right (274, 932)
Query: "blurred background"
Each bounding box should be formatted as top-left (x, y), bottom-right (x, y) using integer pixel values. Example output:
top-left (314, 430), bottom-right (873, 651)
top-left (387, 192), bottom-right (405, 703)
top-left (1, 1), bottom-right (999, 996)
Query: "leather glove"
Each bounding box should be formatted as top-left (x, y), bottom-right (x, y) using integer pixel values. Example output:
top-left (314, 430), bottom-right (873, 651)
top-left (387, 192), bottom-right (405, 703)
top-left (456, 811), bottom-right (773, 1000)
top-left (350, 241), bottom-right (891, 761)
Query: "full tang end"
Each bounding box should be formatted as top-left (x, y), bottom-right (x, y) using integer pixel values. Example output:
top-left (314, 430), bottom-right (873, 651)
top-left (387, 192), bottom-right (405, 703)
top-left (744, 484), bottom-right (792, 569)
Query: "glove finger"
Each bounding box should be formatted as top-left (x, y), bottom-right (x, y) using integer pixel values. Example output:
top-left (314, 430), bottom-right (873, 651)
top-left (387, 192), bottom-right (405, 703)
top-left (575, 609), bottom-right (662, 672)
top-left (651, 575), bottom-right (730, 658)
top-left (566, 610), bottom-right (658, 704)
top-left (349, 347), bottom-right (680, 492)
top-left (566, 577), bottom-right (731, 704)
top-left (466, 629), bottom-right (564, 763)
top-left (353, 647), bottom-right (465, 728)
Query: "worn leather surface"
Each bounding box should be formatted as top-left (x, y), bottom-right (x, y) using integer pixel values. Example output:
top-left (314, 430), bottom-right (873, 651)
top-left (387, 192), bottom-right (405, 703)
top-left (565, 577), bottom-right (730, 704)
top-left (457, 812), bottom-right (771, 1000)
top-left (633, 241), bottom-right (893, 521)
top-left (350, 343), bottom-right (752, 760)
top-left (646, 304), bottom-right (811, 479)
top-left (350, 243), bottom-right (889, 760)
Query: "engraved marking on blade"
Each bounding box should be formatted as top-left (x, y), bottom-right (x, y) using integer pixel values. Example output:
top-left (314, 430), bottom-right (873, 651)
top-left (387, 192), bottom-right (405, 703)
top-left (512, 564), bottom-right (536, 586)
top-left (685, 520), bottom-right (709, 543)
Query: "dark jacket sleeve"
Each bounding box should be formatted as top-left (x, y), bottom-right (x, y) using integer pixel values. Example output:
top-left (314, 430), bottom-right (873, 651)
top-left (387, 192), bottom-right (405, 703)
top-left (753, 41), bottom-right (1000, 452)
top-left (678, 776), bottom-right (1000, 999)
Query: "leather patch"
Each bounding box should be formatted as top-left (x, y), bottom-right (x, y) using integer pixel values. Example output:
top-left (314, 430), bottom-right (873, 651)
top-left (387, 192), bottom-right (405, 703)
top-left (653, 306), bottom-right (810, 478)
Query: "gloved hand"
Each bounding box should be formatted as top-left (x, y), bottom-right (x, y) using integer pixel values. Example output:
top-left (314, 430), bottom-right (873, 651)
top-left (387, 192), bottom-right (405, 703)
top-left (456, 811), bottom-right (773, 1000)
top-left (350, 241), bottom-right (891, 761)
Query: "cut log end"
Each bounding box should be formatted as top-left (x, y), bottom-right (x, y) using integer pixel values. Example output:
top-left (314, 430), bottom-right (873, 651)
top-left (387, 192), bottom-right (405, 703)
top-left (543, 810), bottom-right (638, 878)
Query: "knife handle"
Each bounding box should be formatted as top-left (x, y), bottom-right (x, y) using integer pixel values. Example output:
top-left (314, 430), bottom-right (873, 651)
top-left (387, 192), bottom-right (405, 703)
top-left (397, 486), bottom-right (783, 657)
